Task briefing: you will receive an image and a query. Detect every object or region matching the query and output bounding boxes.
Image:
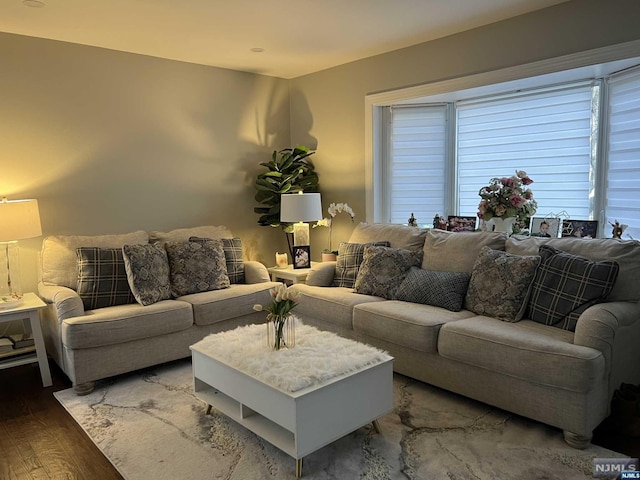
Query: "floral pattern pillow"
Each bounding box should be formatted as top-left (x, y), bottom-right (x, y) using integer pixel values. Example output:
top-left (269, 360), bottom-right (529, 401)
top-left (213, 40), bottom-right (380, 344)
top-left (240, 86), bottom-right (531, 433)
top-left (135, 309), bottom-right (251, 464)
top-left (164, 240), bottom-right (230, 297)
top-left (354, 246), bottom-right (423, 299)
top-left (465, 246), bottom-right (540, 322)
top-left (122, 243), bottom-right (171, 306)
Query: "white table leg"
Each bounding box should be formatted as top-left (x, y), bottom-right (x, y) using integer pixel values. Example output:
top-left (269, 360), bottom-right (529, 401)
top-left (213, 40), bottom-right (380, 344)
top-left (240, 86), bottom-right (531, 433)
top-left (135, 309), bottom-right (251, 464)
top-left (29, 310), bottom-right (52, 387)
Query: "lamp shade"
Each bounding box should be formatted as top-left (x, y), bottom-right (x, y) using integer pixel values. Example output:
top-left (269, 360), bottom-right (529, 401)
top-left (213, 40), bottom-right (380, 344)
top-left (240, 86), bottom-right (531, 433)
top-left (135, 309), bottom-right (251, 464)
top-left (0, 198), bottom-right (42, 242)
top-left (280, 193), bottom-right (323, 223)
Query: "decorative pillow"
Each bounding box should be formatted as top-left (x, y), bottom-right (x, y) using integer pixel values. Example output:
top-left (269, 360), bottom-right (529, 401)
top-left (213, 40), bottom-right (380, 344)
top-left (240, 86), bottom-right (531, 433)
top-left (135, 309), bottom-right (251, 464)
top-left (465, 246), bottom-right (540, 322)
top-left (189, 236), bottom-right (245, 284)
top-left (395, 267), bottom-right (471, 312)
top-left (332, 241), bottom-right (390, 288)
top-left (122, 243), bottom-right (171, 306)
top-left (164, 240), bottom-right (230, 297)
top-left (149, 225), bottom-right (233, 245)
top-left (76, 247), bottom-right (136, 310)
top-left (354, 246), bottom-right (423, 299)
top-left (422, 229), bottom-right (507, 273)
top-left (527, 245), bottom-right (619, 331)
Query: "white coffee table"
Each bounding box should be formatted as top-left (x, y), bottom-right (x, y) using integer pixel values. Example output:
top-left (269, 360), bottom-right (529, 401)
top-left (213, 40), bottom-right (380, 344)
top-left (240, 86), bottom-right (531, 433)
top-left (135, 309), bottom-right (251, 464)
top-left (190, 324), bottom-right (393, 477)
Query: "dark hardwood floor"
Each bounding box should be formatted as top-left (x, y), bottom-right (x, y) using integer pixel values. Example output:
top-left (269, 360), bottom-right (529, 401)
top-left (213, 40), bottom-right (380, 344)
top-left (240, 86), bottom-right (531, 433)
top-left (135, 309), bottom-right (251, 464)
top-left (0, 359), bottom-right (638, 479)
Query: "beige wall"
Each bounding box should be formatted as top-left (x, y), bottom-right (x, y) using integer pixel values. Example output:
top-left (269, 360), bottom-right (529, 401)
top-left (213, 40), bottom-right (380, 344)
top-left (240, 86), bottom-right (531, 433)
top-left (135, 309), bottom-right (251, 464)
top-left (0, 32), bottom-right (291, 293)
top-left (289, 0), bottom-right (640, 251)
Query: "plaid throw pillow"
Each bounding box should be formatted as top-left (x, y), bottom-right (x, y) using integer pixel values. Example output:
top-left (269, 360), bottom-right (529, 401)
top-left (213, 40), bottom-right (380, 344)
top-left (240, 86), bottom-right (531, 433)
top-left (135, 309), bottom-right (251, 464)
top-left (76, 247), bottom-right (136, 310)
top-left (189, 237), bottom-right (245, 284)
top-left (527, 245), bottom-right (619, 331)
top-left (332, 241), bottom-right (390, 288)
top-left (395, 267), bottom-right (471, 312)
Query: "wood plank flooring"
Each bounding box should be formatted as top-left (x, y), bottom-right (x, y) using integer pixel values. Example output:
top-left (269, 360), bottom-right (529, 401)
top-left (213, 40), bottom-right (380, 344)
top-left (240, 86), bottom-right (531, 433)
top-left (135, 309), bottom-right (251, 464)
top-left (0, 359), bottom-right (638, 479)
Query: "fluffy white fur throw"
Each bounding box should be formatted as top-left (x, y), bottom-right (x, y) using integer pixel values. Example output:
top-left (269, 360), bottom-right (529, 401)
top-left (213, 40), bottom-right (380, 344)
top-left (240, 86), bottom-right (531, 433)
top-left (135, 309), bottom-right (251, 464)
top-left (193, 319), bottom-right (391, 393)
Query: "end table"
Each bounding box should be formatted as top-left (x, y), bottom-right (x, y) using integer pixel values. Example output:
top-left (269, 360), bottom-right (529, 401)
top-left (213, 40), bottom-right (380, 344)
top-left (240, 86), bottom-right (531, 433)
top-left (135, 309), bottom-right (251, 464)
top-left (268, 262), bottom-right (317, 284)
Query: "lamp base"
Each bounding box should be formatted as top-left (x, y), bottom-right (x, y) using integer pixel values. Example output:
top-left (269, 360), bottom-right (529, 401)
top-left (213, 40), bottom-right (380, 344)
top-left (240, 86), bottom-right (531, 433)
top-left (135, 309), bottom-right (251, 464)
top-left (0, 241), bottom-right (22, 299)
top-left (292, 222), bottom-right (310, 246)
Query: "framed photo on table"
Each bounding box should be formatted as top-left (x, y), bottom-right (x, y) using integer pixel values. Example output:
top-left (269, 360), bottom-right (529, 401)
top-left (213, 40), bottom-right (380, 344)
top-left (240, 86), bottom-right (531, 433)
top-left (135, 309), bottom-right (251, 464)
top-left (562, 220), bottom-right (598, 239)
top-left (447, 216), bottom-right (477, 232)
top-left (293, 245), bottom-right (311, 269)
top-left (530, 217), bottom-right (561, 238)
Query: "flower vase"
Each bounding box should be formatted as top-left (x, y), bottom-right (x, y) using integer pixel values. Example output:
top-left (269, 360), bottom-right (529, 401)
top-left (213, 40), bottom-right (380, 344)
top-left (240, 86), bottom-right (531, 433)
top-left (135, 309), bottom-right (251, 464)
top-left (267, 314), bottom-right (295, 351)
top-left (491, 217), bottom-right (516, 235)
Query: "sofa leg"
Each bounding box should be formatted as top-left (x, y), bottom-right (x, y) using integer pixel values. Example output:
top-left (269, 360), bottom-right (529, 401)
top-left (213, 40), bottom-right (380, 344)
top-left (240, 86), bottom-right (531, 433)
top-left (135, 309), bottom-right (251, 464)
top-left (563, 430), bottom-right (591, 449)
top-left (73, 381), bottom-right (95, 396)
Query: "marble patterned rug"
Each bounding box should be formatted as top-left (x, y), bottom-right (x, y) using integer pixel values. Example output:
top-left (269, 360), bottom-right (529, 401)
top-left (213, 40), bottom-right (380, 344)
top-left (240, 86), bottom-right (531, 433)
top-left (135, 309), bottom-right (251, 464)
top-left (54, 359), bottom-right (623, 480)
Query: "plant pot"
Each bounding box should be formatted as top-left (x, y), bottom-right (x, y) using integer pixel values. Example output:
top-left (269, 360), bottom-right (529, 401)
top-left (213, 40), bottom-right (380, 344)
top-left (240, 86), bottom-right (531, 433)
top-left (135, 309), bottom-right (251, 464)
top-left (491, 217), bottom-right (516, 235)
top-left (322, 253), bottom-right (337, 262)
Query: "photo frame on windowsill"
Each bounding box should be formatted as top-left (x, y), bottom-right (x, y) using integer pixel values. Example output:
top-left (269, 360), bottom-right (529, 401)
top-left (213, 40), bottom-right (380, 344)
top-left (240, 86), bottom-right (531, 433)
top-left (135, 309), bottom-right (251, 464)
top-left (562, 220), bottom-right (599, 239)
top-left (447, 216), bottom-right (477, 232)
top-left (530, 217), bottom-right (561, 238)
top-left (293, 245), bottom-right (311, 269)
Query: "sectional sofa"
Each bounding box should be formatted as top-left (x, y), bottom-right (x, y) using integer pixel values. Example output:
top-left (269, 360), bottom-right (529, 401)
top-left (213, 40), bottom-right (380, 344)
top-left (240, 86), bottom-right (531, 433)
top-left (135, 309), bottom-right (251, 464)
top-left (290, 222), bottom-right (640, 448)
top-left (37, 225), bottom-right (280, 394)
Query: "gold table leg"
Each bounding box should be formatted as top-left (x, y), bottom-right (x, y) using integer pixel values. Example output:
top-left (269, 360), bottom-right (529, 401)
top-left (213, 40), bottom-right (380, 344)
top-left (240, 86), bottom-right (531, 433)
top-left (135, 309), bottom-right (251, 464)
top-left (205, 404), bottom-right (212, 415)
top-left (372, 419), bottom-right (382, 434)
top-left (295, 458), bottom-right (303, 478)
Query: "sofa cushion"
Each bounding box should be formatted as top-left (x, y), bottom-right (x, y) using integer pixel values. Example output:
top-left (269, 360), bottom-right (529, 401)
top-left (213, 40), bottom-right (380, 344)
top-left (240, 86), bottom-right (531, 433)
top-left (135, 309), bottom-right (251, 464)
top-left (165, 240), bottom-right (230, 297)
top-left (395, 267), bottom-right (471, 312)
top-left (437, 317), bottom-right (605, 393)
top-left (179, 283), bottom-right (279, 326)
top-left (422, 230), bottom-right (507, 273)
top-left (348, 222), bottom-right (428, 250)
top-left (332, 241), bottom-right (390, 288)
top-left (354, 246), bottom-right (422, 299)
top-left (506, 236), bottom-right (640, 302)
top-left (288, 283), bottom-right (385, 331)
top-left (353, 301), bottom-right (476, 353)
top-left (122, 243), bottom-right (171, 306)
top-left (149, 225), bottom-right (232, 244)
top-left (41, 230), bottom-right (149, 290)
top-left (527, 245), bottom-right (619, 331)
top-left (465, 246), bottom-right (540, 322)
top-left (76, 247), bottom-right (136, 310)
top-left (190, 236), bottom-right (245, 284)
top-left (61, 300), bottom-right (193, 349)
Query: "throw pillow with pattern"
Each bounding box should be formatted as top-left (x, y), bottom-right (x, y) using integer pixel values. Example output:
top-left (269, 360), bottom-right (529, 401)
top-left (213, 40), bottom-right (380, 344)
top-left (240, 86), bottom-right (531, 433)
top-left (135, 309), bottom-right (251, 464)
top-left (354, 246), bottom-right (423, 299)
top-left (527, 245), bottom-right (619, 331)
top-left (332, 241), bottom-right (390, 288)
top-left (165, 240), bottom-right (230, 297)
top-left (76, 247), bottom-right (136, 310)
top-left (395, 267), bottom-right (471, 312)
top-left (122, 243), bottom-right (171, 306)
top-left (190, 236), bottom-right (245, 284)
top-left (465, 246), bottom-right (540, 322)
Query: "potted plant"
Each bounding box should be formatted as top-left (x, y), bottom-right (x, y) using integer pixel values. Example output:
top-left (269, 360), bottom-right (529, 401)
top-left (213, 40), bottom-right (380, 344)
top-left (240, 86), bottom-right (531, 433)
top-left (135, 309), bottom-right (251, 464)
top-left (313, 202), bottom-right (355, 261)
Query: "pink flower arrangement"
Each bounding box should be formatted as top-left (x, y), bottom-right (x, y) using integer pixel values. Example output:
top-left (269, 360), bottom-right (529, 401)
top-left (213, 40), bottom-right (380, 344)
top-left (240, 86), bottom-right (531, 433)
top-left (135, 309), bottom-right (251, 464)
top-left (477, 170), bottom-right (537, 221)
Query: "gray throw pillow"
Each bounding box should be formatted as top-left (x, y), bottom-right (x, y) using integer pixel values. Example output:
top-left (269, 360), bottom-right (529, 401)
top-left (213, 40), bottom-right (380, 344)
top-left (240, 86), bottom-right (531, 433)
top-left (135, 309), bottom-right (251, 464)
top-left (395, 267), bottom-right (471, 312)
top-left (164, 240), bottom-right (230, 297)
top-left (332, 241), bottom-right (390, 288)
top-left (76, 247), bottom-right (136, 310)
top-left (354, 246), bottom-right (423, 299)
top-left (465, 246), bottom-right (540, 322)
top-left (190, 236), bottom-right (245, 284)
top-left (122, 243), bottom-right (171, 306)
top-left (527, 245), bottom-right (619, 331)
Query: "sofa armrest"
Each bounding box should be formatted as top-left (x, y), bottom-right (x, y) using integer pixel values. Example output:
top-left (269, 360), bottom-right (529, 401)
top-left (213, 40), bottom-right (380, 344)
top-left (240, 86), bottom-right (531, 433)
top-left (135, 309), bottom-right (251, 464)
top-left (306, 261), bottom-right (336, 286)
top-left (37, 282), bottom-right (85, 322)
top-left (574, 301), bottom-right (640, 386)
top-left (244, 261), bottom-right (271, 284)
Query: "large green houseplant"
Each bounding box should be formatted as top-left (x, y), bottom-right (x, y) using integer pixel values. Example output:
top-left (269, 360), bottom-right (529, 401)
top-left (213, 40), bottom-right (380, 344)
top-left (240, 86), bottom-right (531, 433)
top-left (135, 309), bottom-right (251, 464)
top-left (254, 146), bottom-right (320, 229)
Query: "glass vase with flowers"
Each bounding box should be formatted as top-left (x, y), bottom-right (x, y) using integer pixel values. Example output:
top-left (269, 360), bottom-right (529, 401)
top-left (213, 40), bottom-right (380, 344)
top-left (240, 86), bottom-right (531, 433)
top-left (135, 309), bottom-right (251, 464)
top-left (253, 283), bottom-right (300, 350)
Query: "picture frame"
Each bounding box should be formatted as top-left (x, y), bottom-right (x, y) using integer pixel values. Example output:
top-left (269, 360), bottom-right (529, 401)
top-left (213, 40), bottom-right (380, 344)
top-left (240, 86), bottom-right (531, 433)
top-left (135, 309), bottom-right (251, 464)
top-left (561, 220), bottom-right (598, 239)
top-left (447, 216), bottom-right (477, 232)
top-left (293, 245), bottom-right (311, 269)
top-left (529, 217), bottom-right (561, 238)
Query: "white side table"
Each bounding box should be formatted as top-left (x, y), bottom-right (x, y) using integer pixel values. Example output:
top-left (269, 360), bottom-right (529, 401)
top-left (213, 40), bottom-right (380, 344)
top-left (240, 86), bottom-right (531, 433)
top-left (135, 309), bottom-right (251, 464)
top-left (268, 262), bottom-right (318, 284)
top-left (0, 292), bottom-right (52, 387)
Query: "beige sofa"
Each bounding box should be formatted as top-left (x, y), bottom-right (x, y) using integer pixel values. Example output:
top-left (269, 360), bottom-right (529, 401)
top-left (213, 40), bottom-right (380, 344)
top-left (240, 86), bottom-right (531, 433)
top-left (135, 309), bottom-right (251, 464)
top-left (37, 225), bottom-right (280, 394)
top-left (291, 223), bottom-right (640, 448)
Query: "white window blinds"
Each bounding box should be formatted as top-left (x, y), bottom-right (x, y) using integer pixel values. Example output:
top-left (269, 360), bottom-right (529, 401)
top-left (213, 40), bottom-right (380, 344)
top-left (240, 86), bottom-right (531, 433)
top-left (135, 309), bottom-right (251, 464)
top-left (605, 69), bottom-right (640, 239)
top-left (387, 105), bottom-right (448, 225)
top-left (456, 84), bottom-right (594, 219)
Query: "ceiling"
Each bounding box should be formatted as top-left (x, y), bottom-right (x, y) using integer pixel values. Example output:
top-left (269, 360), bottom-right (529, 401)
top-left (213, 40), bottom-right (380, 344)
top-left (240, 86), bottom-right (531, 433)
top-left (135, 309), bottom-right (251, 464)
top-left (1, 0), bottom-right (569, 79)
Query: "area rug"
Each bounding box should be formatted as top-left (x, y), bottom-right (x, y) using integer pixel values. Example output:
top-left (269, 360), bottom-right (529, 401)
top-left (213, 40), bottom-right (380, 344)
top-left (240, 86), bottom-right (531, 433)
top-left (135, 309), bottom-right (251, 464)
top-left (54, 359), bottom-right (624, 480)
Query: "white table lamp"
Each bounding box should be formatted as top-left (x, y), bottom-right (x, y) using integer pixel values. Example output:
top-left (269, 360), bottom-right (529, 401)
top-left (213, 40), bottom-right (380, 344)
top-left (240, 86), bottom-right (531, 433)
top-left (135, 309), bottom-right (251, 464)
top-left (0, 197), bottom-right (42, 299)
top-left (280, 192), bottom-right (322, 246)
